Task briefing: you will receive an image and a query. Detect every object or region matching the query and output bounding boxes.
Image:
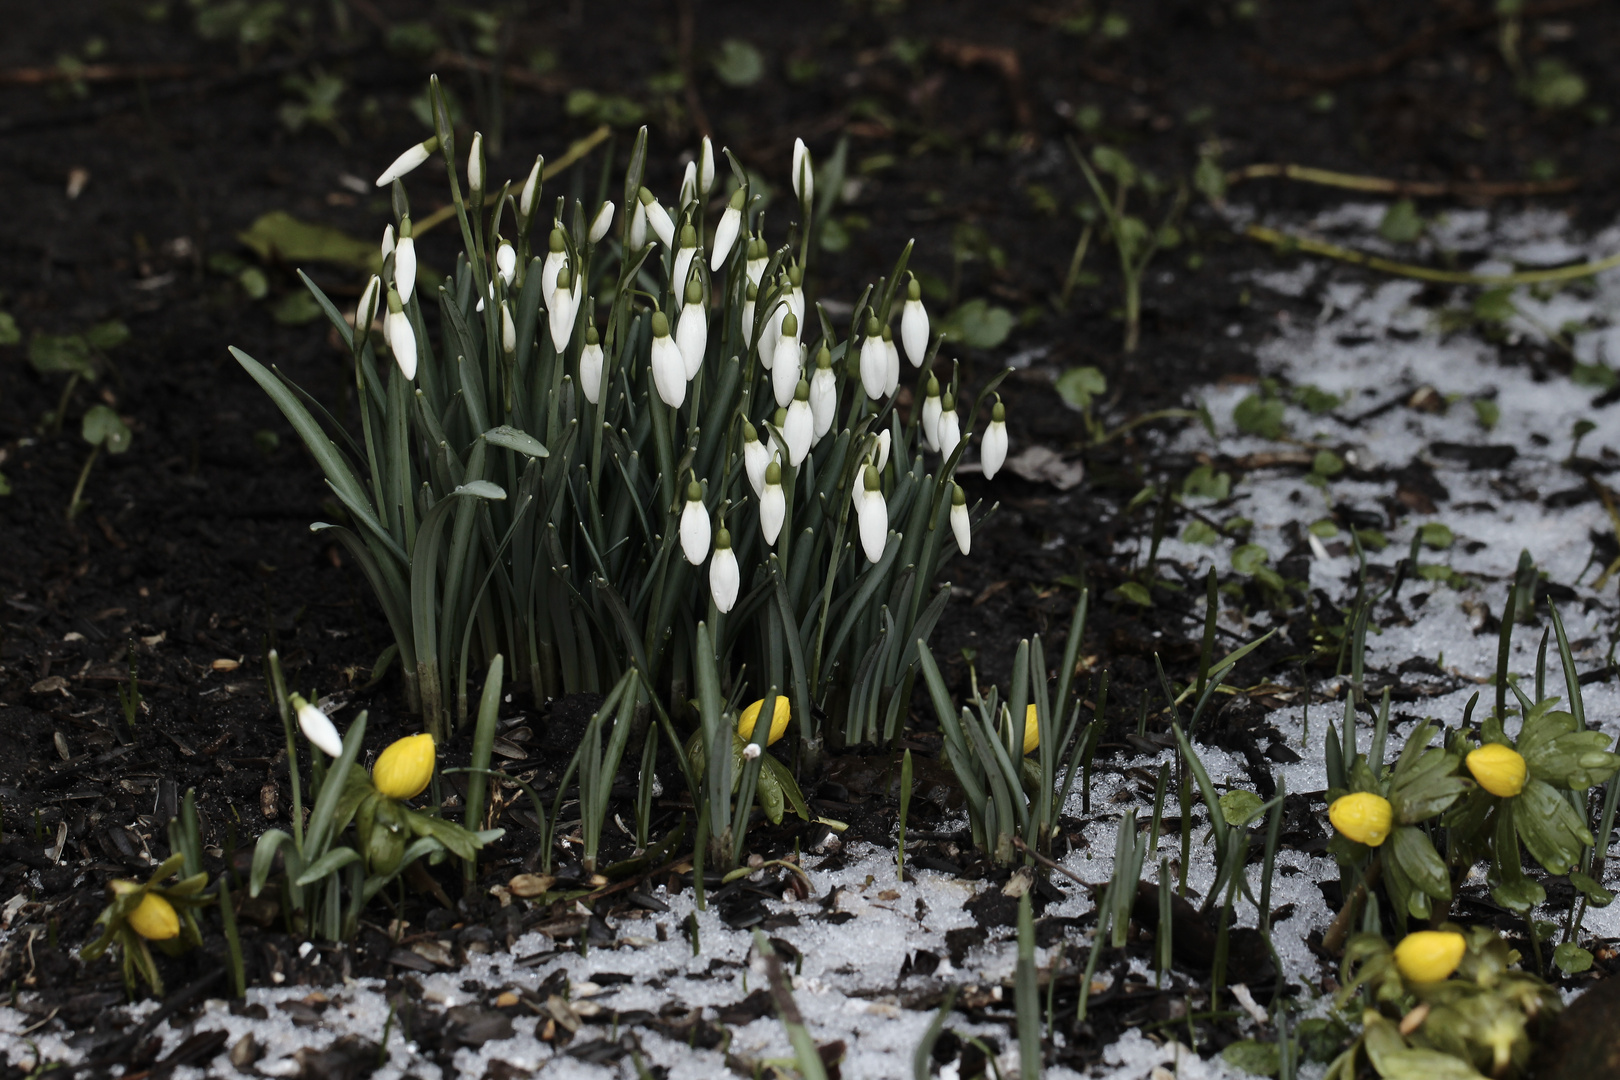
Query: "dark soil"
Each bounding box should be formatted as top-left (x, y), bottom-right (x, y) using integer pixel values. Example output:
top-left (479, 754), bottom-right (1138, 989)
top-left (2, 0), bottom-right (1619, 1073)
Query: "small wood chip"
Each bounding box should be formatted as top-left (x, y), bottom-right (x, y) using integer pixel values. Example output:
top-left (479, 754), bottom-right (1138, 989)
top-left (211, 658), bottom-right (241, 672)
top-left (507, 873), bottom-right (555, 898)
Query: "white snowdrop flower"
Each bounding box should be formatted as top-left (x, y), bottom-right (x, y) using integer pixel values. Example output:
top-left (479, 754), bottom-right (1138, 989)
top-left (882, 325), bottom-right (900, 397)
top-left (374, 136), bottom-right (438, 187)
top-left (900, 275), bottom-right (929, 366)
top-left (699, 136), bottom-right (716, 195)
top-left (293, 693), bottom-right (342, 757)
top-left (950, 483), bottom-right (970, 554)
top-left (548, 267), bottom-right (579, 352)
top-left (743, 422), bottom-right (770, 498)
top-left (856, 465), bottom-right (887, 564)
top-left (638, 187), bottom-right (676, 248)
top-left (679, 160), bottom-right (698, 209)
top-left (501, 304), bottom-right (517, 354)
top-left (672, 224), bottom-right (698, 308)
top-left (808, 345), bottom-right (837, 440)
top-left (760, 461), bottom-right (785, 545)
top-left (758, 293), bottom-right (784, 370)
top-left (982, 399), bottom-right (1007, 480)
top-left (873, 429), bottom-right (890, 473)
top-left (858, 316), bottom-right (888, 400)
top-left (629, 198), bottom-right (648, 251)
top-left (495, 239), bottom-right (516, 287)
top-left (710, 527), bottom-right (739, 612)
top-left (676, 279), bottom-right (708, 379)
top-left (384, 288), bottom-right (416, 380)
top-left (771, 312), bottom-right (802, 408)
top-left (380, 223), bottom-right (395, 260)
top-left (745, 235), bottom-right (768, 288)
top-left (649, 310), bottom-right (686, 407)
top-left (786, 264), bottom-right (804, 325)
top-left (519, 154), bottom-right (543, 219)
top-left (784, 381), bottom-right (813, 466)
top-left (741, 283), bottom-right (758, 348)
top-left (541, 229), bottom-right (567, 303)
top-left (742, 741), bottom-right (762, 762)
top-left (466, 131), bottom-right (484, 195)
top-left (354, 275), bottom-right (381, 340)
top-left (710, 187), bottom-right (745, 271)
top-left (791, 137), bottom-right (813, 208)
top-left (579, 325), bottom-right (605, 405)
top-left (589, 200), bottom-right (615, 243)
top-left (921, 374), bottom-right (942, 451)
top-left (679, 481), bottom-right (710, 565)
top-left (937, 392), bottom-right (962, 459)
top-left (394, 221), bottom-right (417, 305)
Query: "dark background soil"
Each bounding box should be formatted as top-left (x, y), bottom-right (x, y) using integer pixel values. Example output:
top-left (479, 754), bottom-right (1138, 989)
top-left (2, 0), bottom-right (1619, 1052)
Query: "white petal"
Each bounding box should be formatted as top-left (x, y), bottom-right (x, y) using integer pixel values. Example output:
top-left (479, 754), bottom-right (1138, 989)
top-left (672, 248), bottom-right (695, 305)
top-left (629, 201), bottom-right (648, 251)
top-left (784, 401), bottom-right (813, 466)
top-left (375, 142), bottom-right (431, 187)
top-left (859, 337), bottom-right (887, 399)
top-left (744, 440), bottom-right (769, 498)
top-left (710, 547), bottom-right (739, 612)
top-left (858, 491), bottom-right (888, 563)
top-left (747, 256), bottom-right (767, 289)
top-left (982, 420), bottom-right (1007, 480)
top-left (883, 339), bottom-right (900, 397)
top-left (874, 430), bottom-right (890, 473)
top-left (297, 701), bottom-right (344, 757)
top-left (386, 310), bottom-right (417, 380)
top-left (901, 298), bottom-right (929, 366)
top-left (680, 161), bottom-right (698, 208)
top-left (651, 336), bottom-right (687, 408)
top-left (809, 370), bottom-right (837, 438)
top-left (772, 339), bottom-right (801, 407)
top-left (646, 200), bottom-right (676, 248)
top-left (711, 207), bottom-right (741, 272)
top-left (380, 224), bottom-right (395, 260)
top-left (741, 300), bottom-right (757, 347)
top-left (938, 412), bottom-right (961, 459)
top-left (681, 501), bottom-right (711, 565)
top-left (589, 201), bottom-right (615, 243)
top-left (921, 396), bottom-right (941, 452)
top-left (580, 343), bottom-right (604, 405)
top-left (951, 502), bottom-right (971, 555)
top-left (394, 237), bottom-right (417, 305)
top-left (677, 304), bottom-right (708, 378)
top-left (541, 252), bottom-right (565, 305)
top-left (792, 138), bottom-right (813, 206)
top-left (501, 306), bottom-right (516, 353)
top-left (699, 136), bottom-right (716, 194)
top-left (496, 242), bottom-right (516, 286)
top-left (548, 283), bottom-right (577, 351)
top-left (760, 485), bottom-right (785, 545)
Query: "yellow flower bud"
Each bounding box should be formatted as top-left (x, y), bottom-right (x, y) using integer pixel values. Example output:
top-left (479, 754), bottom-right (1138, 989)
top-left (1466, 743), bottom-right (1527, 798)
top-left (127, 892), bottom-right (180, 941)
top-left (1393, 930), bottom-right (1466, 983)
top-left (1023, 704), bottom-right (1039, 755)
top-left (373, 733), bottom-right (436, 800)
top-left (1329, 792), bottom-right (1393, 847)
top-left (737, 697), bottom-right (791, 746)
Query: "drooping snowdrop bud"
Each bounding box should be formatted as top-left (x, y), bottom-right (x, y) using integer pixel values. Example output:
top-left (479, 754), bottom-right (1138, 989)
top-left (579, 325), bottom-right (605, 405)
top-left (496, 238), bottom-right (516, 287)
top-left (292, 693), bottom-right (344, 757)
top-left (589, 200), bottom-right (615, 243)
top-left (859, 315), bottom-right (888, 400)
top-left (680, 160), bottom-right (698, 209)
top-left (921, 374), bottom-right (942, 451)
top-left (772, 312), bottom-right (802, 408)
top-left (901, 275), bottom-right (929, 367)
top-left (548, 267), bottom-right (578, 352)
top-left (354, 275), bottom-right (381, 345)
top-left (809, 344), bottom-right (836, 440)
top-left (982, 399), bottom-right (1008, 480)
top-left (882, 324), bottom-right (900, 397)
top-left (792, 137), bottom-right (814, 208)
top-left (638, 187), bottom-right (676, 248)
top-left (746, 235), bottom-right (768, 288)
top-left (742, 282), bottom-right (758, 347)
top-left (710, 527), bottom-right (739, 613)
top-left (519, 155), bottom-right (543, 219)
top-left (467, 132), bottom-right (484, 196)
top-left (680, 481), bottom-right (710, 565)
top-left (873, 429), bottom-right (891, 473)
top-left (501, 304), bottom-right (517, 354)
top-left (629, 198), bottom-right (648, 250)
top-left (760, 461), bottom-right (785, 545)
top-left (857, 464), bottom-right (887, 563)
top-left (394, 217), bottom-right (417, 304)
top-left (787, 264), bottom-right (805, 325)
top-left (542, 229), bottom-right (567, 302)
top-left (711, 187), bottom-right (745, 271)
top-left (375, 136), bottom-right (439, 187)
top-left (699, 136), bottom-right (716, 195)
top-left (937, 392), bottom-right (962, 459)
top-left (784, 381), bottom-right (813, 466)
top-left (743, 421), bottom-right (769, 497)
top-left (649, 310), bottom-right (686, 407)
top-left (380, 223), bottom-right (395, 260)
top-left (673, 224), bottom-right (698, 306)
top-left (950, 483), bottom-right (970, 554)
top-left (384, 287), bottom-right (417, 380)
top-left (677, 279), bottom-right (707, 379)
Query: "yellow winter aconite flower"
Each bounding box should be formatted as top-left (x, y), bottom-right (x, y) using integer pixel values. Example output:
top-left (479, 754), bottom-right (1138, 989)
top-left (737, 697), bottom-right (791, 746)
top-left (126, 892), bottom-right (180, 941)
top-left (1393, 930), bottom-right (1466, 983)
top-left (1023, 704), bottom-right (1039, 755)
top-left (1466, 743), bottom-right (1528, 798)
top-left (373, 733), bottom-right (436, 800)
top-left (1329, 792), bottom-right (1393, 847)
